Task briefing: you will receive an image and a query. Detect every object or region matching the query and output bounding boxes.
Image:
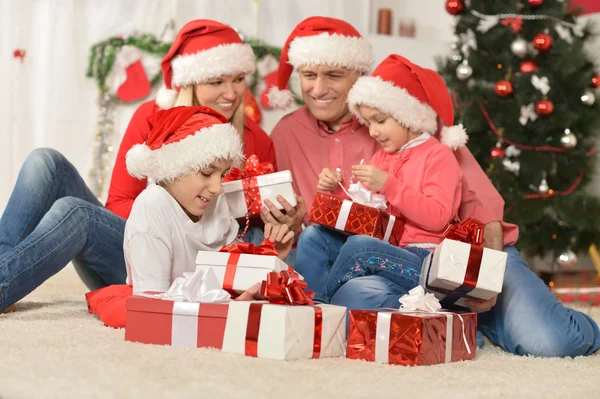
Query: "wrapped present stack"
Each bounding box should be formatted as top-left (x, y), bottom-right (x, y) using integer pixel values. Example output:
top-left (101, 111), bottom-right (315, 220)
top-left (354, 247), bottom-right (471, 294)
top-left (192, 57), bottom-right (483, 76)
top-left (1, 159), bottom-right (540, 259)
top-left (125, 270), bottom-right (347, 360)
top-left (309, 181), bottom-right (404, 246)
top-left (222, 155), bottom-right (296, 218)
top-left (195, 241), bottom-right (297, 297)
top-left (346, 287), bottom-right (477, 366)
top-left (419, 218), bottom-right (507, 308)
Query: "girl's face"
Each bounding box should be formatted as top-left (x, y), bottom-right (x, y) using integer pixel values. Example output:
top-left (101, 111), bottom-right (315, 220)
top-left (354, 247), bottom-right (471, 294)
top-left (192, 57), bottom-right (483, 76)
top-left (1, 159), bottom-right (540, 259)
top-left (194, 73), bottom-right (247, 120)
top-left (164, 159), bottom-right (232, 222)
top-left (358, 105), bottom-right (418, 153)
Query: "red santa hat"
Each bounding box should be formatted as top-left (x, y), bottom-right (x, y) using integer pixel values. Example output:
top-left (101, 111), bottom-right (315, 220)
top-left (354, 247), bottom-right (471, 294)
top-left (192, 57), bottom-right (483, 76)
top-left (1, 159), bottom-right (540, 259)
top-left (347, 54), bottom-right (467, 150)
top-left (126, 106), bottom-right (243, 182)
top-left (156, 19), bottom-right (256, 110)
top-left (267, 16), bottom-right (373, 109)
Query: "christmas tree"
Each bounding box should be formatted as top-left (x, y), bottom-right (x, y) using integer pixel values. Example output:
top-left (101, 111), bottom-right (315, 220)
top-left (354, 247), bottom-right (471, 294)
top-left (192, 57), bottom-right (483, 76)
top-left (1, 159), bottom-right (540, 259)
top-left (438, 0), bottom-right (600, 264)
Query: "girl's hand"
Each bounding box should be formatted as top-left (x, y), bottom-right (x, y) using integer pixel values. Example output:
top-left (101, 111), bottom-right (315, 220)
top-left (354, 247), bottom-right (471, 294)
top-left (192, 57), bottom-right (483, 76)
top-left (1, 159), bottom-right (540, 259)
top-left (317, 168), bottom-right (342, 192)
top-left (351, 164), bottom-right (388, 192)
top-left (264, 223), bottom-right (294, 260)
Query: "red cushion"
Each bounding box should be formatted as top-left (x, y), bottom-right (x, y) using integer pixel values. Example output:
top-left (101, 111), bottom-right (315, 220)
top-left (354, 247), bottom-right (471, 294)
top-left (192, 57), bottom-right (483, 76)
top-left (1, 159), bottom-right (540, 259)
top-left (86, 284), bottom-right (133, 329)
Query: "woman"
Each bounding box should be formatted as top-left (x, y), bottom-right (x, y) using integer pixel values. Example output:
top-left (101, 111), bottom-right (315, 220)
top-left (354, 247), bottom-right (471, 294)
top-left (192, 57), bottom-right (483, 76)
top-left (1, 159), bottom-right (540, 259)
top-left (0, 19), bottom-right (274, 312)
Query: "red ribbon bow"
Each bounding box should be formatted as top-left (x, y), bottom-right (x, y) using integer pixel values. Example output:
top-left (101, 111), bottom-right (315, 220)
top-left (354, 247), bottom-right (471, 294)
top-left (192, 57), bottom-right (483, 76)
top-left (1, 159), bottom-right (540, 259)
top-left (13, 49), bottom-right (26, 62)
top-left (260, 270), bottom-right (314, 306)
top-left (500, 17), bottom-right (523, 34)
top-left (223, 154), bottom-right (274, 182)
top-left (219, 241), bottom-right (279, 256)
top-left (443, 217), bottom-right (485, 247)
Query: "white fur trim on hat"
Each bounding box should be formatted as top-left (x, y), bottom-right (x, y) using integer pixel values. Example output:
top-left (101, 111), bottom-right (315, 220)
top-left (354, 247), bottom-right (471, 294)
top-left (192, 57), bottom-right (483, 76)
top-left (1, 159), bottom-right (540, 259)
top-left (288, 33), bottom-right (373, 73)
top-left (126, 124), bottom-right (244, 183)
top-left (156, 86), bottom-right (179, 109)
top-left (267, 86), bottom-right (295, 109)
top-left (348, 75), bottom-right (438, 134)
top-left (170, 43), bottom-right (255, 87)
top-left (440, 124), bottom-right (468, 150)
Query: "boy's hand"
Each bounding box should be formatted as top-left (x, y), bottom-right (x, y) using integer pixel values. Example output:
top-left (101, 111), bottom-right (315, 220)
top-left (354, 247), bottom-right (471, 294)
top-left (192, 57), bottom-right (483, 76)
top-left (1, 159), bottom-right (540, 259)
top-left (259, 195), bottom-right (306, 241)
top-left (351, 164), bottom-right (388, 192)
top-left (317, 168), bottom-right (342, 192)
top-left (264, 223), bottom-right (294, 260)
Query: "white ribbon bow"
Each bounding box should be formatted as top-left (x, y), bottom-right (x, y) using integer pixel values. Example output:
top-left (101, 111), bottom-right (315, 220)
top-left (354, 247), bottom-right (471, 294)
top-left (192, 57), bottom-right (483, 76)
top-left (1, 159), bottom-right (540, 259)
top-left (336, 160), bottom-right (388, 210)
top-left (519, 103), bottom-right (539, 126)
top-left (143, 267), bottom-right (231, 303)
top-left (531, 75), bottom-right (551, 95)
top-left (398, 286), bottom-right (442, 313)
top-left (460, 29), bottom-right (478, 56)
top-left (477, 17), bottom-right (499, 33)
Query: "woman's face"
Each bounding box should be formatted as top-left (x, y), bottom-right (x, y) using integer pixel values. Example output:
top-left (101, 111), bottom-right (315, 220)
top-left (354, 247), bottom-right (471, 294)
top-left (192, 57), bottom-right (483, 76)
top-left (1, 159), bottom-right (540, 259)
top-left (194, 73), bottom-right (247, 120)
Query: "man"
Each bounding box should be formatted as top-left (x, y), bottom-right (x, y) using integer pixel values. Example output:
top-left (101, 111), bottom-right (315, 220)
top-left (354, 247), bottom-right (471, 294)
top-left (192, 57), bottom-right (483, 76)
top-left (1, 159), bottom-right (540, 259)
top-left (266, 16), bottom-right (599, 357)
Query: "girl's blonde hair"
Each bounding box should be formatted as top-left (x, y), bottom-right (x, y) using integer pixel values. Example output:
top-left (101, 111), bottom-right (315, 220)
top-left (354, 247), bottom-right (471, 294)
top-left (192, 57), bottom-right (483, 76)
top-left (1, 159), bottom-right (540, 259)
top-left (174, 86), bottom-right (245, 154)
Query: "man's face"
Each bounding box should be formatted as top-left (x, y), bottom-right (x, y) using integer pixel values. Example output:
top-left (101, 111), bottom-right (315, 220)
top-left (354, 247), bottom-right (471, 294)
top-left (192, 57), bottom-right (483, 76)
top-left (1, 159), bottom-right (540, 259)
top-left (299, 65), bottom-right (360, 128)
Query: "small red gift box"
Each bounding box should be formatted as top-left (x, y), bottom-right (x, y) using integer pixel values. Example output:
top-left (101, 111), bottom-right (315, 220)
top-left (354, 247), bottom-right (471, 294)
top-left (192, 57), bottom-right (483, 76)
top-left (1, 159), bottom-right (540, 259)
top-left (346, 308), bottom-right (477, 366)
top-left (308, 192), bottom-right (404, 245)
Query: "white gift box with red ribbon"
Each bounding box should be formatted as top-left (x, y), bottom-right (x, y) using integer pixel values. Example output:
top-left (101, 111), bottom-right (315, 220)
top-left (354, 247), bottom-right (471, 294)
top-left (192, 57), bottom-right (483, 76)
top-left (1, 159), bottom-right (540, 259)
top-left (222, 170), bottom-right (296, 218)
top-left (195, 250), bottom-right (295, 295)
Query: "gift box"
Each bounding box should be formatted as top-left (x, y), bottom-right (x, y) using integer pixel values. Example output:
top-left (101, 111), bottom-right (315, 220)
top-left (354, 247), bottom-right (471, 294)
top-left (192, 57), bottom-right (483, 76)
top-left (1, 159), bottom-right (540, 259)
top-left (346, 308), bottom-right (477, 366)
top-left (551, 270), bottom-right (600, 306)
top-left (419, 219), bottom-right (507, 308)
top-left (125, 297), bottom-right (347, 360)
top-left (195, 242), bottom-right (295, 296)
top-left (222, 155), bottom-right (296, 218)
top-left (308, 192), bottom-right (404, 246)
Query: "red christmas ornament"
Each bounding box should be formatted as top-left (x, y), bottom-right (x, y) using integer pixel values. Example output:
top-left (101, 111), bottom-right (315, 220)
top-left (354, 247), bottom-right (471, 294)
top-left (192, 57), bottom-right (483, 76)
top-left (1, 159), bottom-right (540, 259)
top-left (535, 99), bottom-right (554, 116)
top-left (520, 60), bottom-right (539, 73)
top-left (528, 0), bottom-right (543, 6)
top-left (491, 147), bottom-right (506, 159)
top-left (244, 88), bottom-right (262, 125)
top-left (592, 73), bottom-right (600, 88)
top-left (533, 33), bottom-right (553, 51)
top-left (445, 0), bottom-right (464, 15)
top-left (494, 80), bottom-right (514, 97)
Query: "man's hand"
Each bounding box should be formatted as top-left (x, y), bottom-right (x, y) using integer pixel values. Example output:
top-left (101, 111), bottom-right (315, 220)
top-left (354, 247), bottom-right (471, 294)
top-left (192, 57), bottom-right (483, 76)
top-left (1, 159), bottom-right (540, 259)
top-left (259, 195), bottom-right (306, 239)
top-left (351, 164), bottom-right (388, 192)
top-left (317, 168), bottom-right (342, 192)
top-left (464, 296), bottom-right (497, 313)
top-left (264, 223), bottom-right (295, 260)
top-left (484, 221), bottom-right (504, 251)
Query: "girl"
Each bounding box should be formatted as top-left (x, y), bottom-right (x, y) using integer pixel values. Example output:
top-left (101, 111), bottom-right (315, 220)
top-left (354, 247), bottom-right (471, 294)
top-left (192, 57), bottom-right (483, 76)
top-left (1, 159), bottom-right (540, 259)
top-left (87, 106), bottom-right (294, 327)
top-left (294, 54), bottom-right (467, 303)
top-left (0, 19), bottom-right (276, 313)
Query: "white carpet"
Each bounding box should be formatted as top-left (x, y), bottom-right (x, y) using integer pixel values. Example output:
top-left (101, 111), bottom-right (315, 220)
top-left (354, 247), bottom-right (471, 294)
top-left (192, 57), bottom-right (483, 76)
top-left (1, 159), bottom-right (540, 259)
top-left (1, 266), bottom-right (599, 399)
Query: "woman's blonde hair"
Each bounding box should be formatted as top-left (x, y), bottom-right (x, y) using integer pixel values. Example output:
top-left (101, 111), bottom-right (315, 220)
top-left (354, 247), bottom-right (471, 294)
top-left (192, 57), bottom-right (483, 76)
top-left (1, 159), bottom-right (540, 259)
top-left (174, 86), bottom-right (245, 151)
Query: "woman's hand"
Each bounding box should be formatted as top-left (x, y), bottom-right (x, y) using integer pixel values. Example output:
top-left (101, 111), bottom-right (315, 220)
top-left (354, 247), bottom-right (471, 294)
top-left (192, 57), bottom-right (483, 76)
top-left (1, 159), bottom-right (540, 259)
top-left (264, 223), bottom-right (294, 260)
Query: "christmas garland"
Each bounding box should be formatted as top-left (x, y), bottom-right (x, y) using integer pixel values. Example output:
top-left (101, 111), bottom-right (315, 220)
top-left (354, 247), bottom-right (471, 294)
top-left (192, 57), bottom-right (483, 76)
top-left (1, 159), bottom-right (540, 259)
top-left (86, 34), bottom-right (171, 94)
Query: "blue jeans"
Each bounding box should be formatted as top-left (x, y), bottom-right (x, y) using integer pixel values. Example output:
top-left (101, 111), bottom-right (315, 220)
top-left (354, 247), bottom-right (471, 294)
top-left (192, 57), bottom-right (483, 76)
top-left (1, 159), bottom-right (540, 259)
top-left (0, 148), bottom-right (127, 311)
top-left (295, 225), bottom-right (426, 303)
top-left (330, 245), bottom-right (600, 357)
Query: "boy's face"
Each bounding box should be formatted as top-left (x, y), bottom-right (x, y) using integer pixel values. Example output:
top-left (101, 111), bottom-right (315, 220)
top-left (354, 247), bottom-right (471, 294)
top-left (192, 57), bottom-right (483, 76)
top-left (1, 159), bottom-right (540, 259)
top-left (194, 73), bottom-right (247, 120)
top-left (299, 65), bottom-right (359, 130)
top-left (358, 105), bottom-right (415, 153)
top-left (164, 159), bottom-right (232, 222)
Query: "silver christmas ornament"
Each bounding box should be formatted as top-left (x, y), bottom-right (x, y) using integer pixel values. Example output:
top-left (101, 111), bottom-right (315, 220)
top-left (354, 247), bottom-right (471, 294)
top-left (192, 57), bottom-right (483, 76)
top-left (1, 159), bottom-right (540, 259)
top-left (560, 129), bottom-right (578, 149)
top-left (511, 38), bottom-right (528, 58)
top-left (456, 61), bottom-right (473, 81)
top-left (581, 90), bottom-right (596, 106)
top-left (556, 249), bottom-right (578, 270)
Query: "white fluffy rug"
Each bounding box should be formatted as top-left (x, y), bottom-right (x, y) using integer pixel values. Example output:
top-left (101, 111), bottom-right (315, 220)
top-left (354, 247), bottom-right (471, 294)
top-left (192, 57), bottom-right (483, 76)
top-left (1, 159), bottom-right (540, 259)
top-left (1, 266), bottom-right (599, 399)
